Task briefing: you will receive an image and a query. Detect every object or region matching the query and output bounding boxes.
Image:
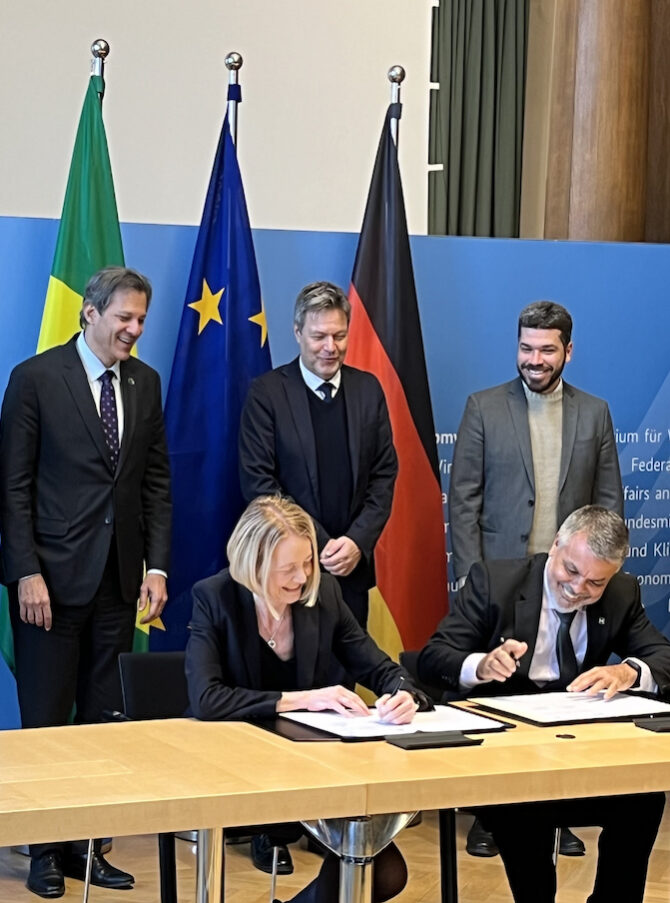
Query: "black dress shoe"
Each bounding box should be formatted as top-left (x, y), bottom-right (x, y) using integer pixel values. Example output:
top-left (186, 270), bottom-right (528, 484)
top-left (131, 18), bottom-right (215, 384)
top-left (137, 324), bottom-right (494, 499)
top-left (558, 827), bottom-right (586, 856)
top-left (62, 851), bottom-right (134, 888)
top-left (27, 853), bottom-right (65, 898)
top-left (465, 818), bottom-right (499, 857)
top-left (250, 834), bottom-right (294, 875)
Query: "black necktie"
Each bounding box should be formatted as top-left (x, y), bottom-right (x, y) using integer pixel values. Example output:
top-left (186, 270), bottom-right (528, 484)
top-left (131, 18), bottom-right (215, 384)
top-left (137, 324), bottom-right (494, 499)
top-left (99, 370), bottom-right (119, 469)
top-left (318, 382), bottom-right (334, 403)
top-left (555, 610), bottom-right (578, 688)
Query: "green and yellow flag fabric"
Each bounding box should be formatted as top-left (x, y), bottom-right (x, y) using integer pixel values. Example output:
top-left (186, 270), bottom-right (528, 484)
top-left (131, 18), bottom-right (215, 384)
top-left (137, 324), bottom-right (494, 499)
top-left (37, 74), bottom-right (124, 351)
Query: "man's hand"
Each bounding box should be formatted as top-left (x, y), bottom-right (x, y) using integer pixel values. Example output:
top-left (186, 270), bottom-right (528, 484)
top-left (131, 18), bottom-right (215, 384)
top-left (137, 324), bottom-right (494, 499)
top-left (18, 575), bottom-right (52, 630)
top-left (476, 639), bottom-right (528, 683)
top-left (137, 574), bottom-right (168, 624)
top-left (320, 537), bottom-right (361, 577)
top-left (375, 690), bottom-right (418, 724)
top-left (568, 663), bottom-right (638, 700)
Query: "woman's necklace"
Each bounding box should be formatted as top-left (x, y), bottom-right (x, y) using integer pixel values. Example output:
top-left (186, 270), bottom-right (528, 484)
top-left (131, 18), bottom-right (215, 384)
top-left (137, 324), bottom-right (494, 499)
top-left (264, 609), bottom-right (286, 649)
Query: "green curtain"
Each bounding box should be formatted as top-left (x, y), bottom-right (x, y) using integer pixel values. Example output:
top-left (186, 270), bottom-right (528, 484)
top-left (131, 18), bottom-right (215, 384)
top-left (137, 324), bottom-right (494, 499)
top-left (428, 0), bottom-right (528, 237)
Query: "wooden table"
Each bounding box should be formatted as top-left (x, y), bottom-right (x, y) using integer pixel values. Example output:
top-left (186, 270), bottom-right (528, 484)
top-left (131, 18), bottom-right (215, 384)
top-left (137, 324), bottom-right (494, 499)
top-left (0, 719), bottom-right (367, 847)
top-left (2, 715), bottom-right (670, 901)
top-left (310, 716), bottom-right (670, 813)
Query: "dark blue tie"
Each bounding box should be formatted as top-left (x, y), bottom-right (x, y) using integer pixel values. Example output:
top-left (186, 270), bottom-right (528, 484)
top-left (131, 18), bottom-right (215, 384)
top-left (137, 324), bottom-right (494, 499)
top-left (318, 382), bottom-right (334, 403)
top-left (555, 610), bottom-right (578, 687)
top-left (99, 370), bottom-right (119, 469)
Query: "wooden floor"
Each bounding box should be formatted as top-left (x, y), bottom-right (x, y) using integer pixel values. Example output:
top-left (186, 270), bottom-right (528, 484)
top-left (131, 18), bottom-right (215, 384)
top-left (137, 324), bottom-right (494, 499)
top-left (1, 804), bottom-right (669, 902)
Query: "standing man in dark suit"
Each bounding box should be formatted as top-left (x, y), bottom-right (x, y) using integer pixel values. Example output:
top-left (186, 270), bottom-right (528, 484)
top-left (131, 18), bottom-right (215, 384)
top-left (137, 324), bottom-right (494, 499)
top-left (418, 505), bottom-right (670, 903)
top-left (449, 300), bottom-right (623, 856)
top-left (239, 281), bottom-right (397, 629)
top-left (0, 267), bottom-right (172, 898)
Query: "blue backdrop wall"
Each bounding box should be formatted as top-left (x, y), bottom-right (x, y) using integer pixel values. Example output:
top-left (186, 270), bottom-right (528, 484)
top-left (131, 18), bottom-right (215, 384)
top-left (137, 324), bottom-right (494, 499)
top-left (1, 215), bottom-right (670, 725)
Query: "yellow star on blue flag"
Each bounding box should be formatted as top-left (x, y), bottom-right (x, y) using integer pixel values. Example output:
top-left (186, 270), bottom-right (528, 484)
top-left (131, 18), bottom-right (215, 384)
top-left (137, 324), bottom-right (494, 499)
top-left (188, 280), bottom-right (224, 334)
top-left (249, 306), bottom-right (268, 346)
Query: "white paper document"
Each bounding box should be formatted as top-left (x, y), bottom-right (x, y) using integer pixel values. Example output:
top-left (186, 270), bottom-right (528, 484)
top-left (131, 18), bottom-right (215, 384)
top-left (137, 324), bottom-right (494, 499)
top-left (278, 704), bottom-right (507, 739)
top-left (469, 691), bottom-right (670, 725)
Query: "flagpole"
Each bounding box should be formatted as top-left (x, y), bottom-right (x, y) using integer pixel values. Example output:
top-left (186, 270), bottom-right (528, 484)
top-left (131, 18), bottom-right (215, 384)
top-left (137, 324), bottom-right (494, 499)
top-left (387, 65), bottom-right (405, 148)
top-left (225, 51), bottom-right (243, 146)
top-left (90, 39), bottom-right (109, 105)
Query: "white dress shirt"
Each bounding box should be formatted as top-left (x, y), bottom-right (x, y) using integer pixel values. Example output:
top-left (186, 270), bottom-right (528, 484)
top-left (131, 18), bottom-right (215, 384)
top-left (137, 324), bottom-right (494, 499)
top-left (299, 357), bottom-right (342, 399)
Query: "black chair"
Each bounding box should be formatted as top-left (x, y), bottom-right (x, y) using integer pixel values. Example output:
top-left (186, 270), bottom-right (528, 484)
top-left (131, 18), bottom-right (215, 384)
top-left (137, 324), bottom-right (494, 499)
top-left (118, 651), bottom-right (188, 903)
top-left (118, 651), bottom-right (284, 903)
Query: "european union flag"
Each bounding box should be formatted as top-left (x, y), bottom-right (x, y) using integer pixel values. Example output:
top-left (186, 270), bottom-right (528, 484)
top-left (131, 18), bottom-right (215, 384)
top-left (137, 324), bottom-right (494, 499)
top-left (159, 105), bottom-right (271, 651)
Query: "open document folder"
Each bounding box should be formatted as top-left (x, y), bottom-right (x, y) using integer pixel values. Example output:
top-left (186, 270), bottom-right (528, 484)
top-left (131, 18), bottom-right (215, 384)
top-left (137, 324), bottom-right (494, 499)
top-left (278, 704), bottom-right (509, 740)
top-left (469, 691), bottom-right (670, 726)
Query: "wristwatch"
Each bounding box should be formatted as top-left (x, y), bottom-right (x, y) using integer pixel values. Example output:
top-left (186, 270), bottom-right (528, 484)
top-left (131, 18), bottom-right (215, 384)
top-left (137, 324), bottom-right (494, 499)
top-left (623, 659), bottom-right (642, 688)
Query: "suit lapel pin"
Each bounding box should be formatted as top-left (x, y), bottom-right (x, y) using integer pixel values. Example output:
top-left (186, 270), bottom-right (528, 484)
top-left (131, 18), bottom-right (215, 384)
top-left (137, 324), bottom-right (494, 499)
top-left (128, 377), bottom-right (135, 386)
top-left (598, 617), bottom-right (606, 625)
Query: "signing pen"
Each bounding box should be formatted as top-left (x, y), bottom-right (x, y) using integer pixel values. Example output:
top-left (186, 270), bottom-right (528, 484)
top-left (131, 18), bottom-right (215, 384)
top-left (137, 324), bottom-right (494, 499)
top-left (500, 637), bottom-right (520, 668)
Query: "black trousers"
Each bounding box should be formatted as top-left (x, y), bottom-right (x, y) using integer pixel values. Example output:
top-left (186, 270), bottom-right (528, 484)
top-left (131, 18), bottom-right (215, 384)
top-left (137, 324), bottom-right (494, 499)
top-left (476, 792), bottom-right (665, 903)
top-left (10, 548), bottom-right (136, 858)
top-left (338, 582), bottom-right (369, 628)
top-left (286, 842), bottom-right (406, 903)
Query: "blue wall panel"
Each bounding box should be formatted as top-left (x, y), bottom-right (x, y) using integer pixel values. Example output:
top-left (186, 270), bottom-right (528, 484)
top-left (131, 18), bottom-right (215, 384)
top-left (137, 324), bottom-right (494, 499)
top-left (1, 215), bottom-right (670, 725)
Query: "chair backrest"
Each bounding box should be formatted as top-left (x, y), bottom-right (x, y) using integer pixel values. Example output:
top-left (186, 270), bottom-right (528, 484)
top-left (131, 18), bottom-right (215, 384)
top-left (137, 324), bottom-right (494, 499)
top-left (118, 651), bottom-right (188, 720)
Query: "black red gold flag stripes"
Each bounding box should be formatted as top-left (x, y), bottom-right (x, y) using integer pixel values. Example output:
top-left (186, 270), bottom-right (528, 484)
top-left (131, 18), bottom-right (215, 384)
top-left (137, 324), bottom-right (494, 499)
top-left (347, 104), bottom-right (448, 655)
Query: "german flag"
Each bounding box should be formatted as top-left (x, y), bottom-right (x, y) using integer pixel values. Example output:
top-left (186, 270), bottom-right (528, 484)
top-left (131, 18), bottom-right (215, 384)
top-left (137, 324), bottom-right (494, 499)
top-left (347, 104), bottom-right (448, 657)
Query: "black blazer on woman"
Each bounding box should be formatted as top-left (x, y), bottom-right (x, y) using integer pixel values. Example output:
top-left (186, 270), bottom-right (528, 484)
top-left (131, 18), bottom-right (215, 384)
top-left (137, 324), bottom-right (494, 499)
top-left (186, 569), bottom-right (417, 721)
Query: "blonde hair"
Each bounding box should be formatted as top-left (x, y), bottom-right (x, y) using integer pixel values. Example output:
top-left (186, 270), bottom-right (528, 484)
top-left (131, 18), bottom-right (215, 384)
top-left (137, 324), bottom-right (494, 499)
top-left (227, 496), bottom-right (320, 611)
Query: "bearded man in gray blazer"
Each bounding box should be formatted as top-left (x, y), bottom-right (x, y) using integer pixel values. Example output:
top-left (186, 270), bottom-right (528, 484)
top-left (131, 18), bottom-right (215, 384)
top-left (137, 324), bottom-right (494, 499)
top-left (448, 300), bottom-right (623, 858)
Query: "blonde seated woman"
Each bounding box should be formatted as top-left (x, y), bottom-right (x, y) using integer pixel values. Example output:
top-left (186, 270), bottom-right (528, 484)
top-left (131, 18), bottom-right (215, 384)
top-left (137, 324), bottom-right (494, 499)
top-left (185, 495), bottom-right (430, 903)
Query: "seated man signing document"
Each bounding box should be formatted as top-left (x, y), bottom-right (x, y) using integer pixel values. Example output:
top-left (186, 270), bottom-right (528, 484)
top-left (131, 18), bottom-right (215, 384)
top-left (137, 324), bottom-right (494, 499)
top-left (418, 505), bottom-right (670, 903)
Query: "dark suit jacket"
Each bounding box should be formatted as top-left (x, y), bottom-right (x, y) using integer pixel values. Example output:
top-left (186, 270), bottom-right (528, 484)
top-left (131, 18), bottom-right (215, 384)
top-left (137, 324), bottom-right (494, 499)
top-left (418, 554), bottom-right (670, 699)
top-left (449, 377), bottom-right (623, 579)
top-left (0, 336), bottom-right (172, 608)
top-left (238, 357), bottom-right (397, 590)
top-left (185, 569), bottom-right (416, 721)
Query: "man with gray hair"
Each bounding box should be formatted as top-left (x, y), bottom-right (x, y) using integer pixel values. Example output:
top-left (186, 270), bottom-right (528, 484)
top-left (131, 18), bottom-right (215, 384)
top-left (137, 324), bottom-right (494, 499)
top-left (448, 300), bottom-right (623, 856)
top-left (418, 505), bottom-right (670, 903)
top-left (0, 266), bottom-right (172, 897)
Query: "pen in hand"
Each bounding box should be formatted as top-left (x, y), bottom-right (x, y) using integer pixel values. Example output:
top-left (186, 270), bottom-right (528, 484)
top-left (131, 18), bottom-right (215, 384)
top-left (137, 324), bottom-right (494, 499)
top-left (376, 674), bottom-right (417, 725)
top-left (500, 637), bottom-right (521, 669)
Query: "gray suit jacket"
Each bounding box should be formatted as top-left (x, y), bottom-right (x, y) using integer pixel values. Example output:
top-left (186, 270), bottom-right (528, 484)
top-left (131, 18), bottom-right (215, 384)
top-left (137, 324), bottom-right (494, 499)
top-left (449, 378), bottom-right (623, 580)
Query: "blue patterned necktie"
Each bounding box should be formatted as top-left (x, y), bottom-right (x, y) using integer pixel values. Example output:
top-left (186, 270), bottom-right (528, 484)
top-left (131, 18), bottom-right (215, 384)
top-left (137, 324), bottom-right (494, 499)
top-left (555, 610), bottom-right (578, 687)
top-left (318, 382), bottom-right (334, 403)
top-left (99, 370), bottom-right (119, 469)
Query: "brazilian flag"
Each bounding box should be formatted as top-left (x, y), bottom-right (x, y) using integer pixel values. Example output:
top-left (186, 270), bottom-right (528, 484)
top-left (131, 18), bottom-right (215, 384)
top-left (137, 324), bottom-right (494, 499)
top-left (37, 74), bottom-right (124, 351)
